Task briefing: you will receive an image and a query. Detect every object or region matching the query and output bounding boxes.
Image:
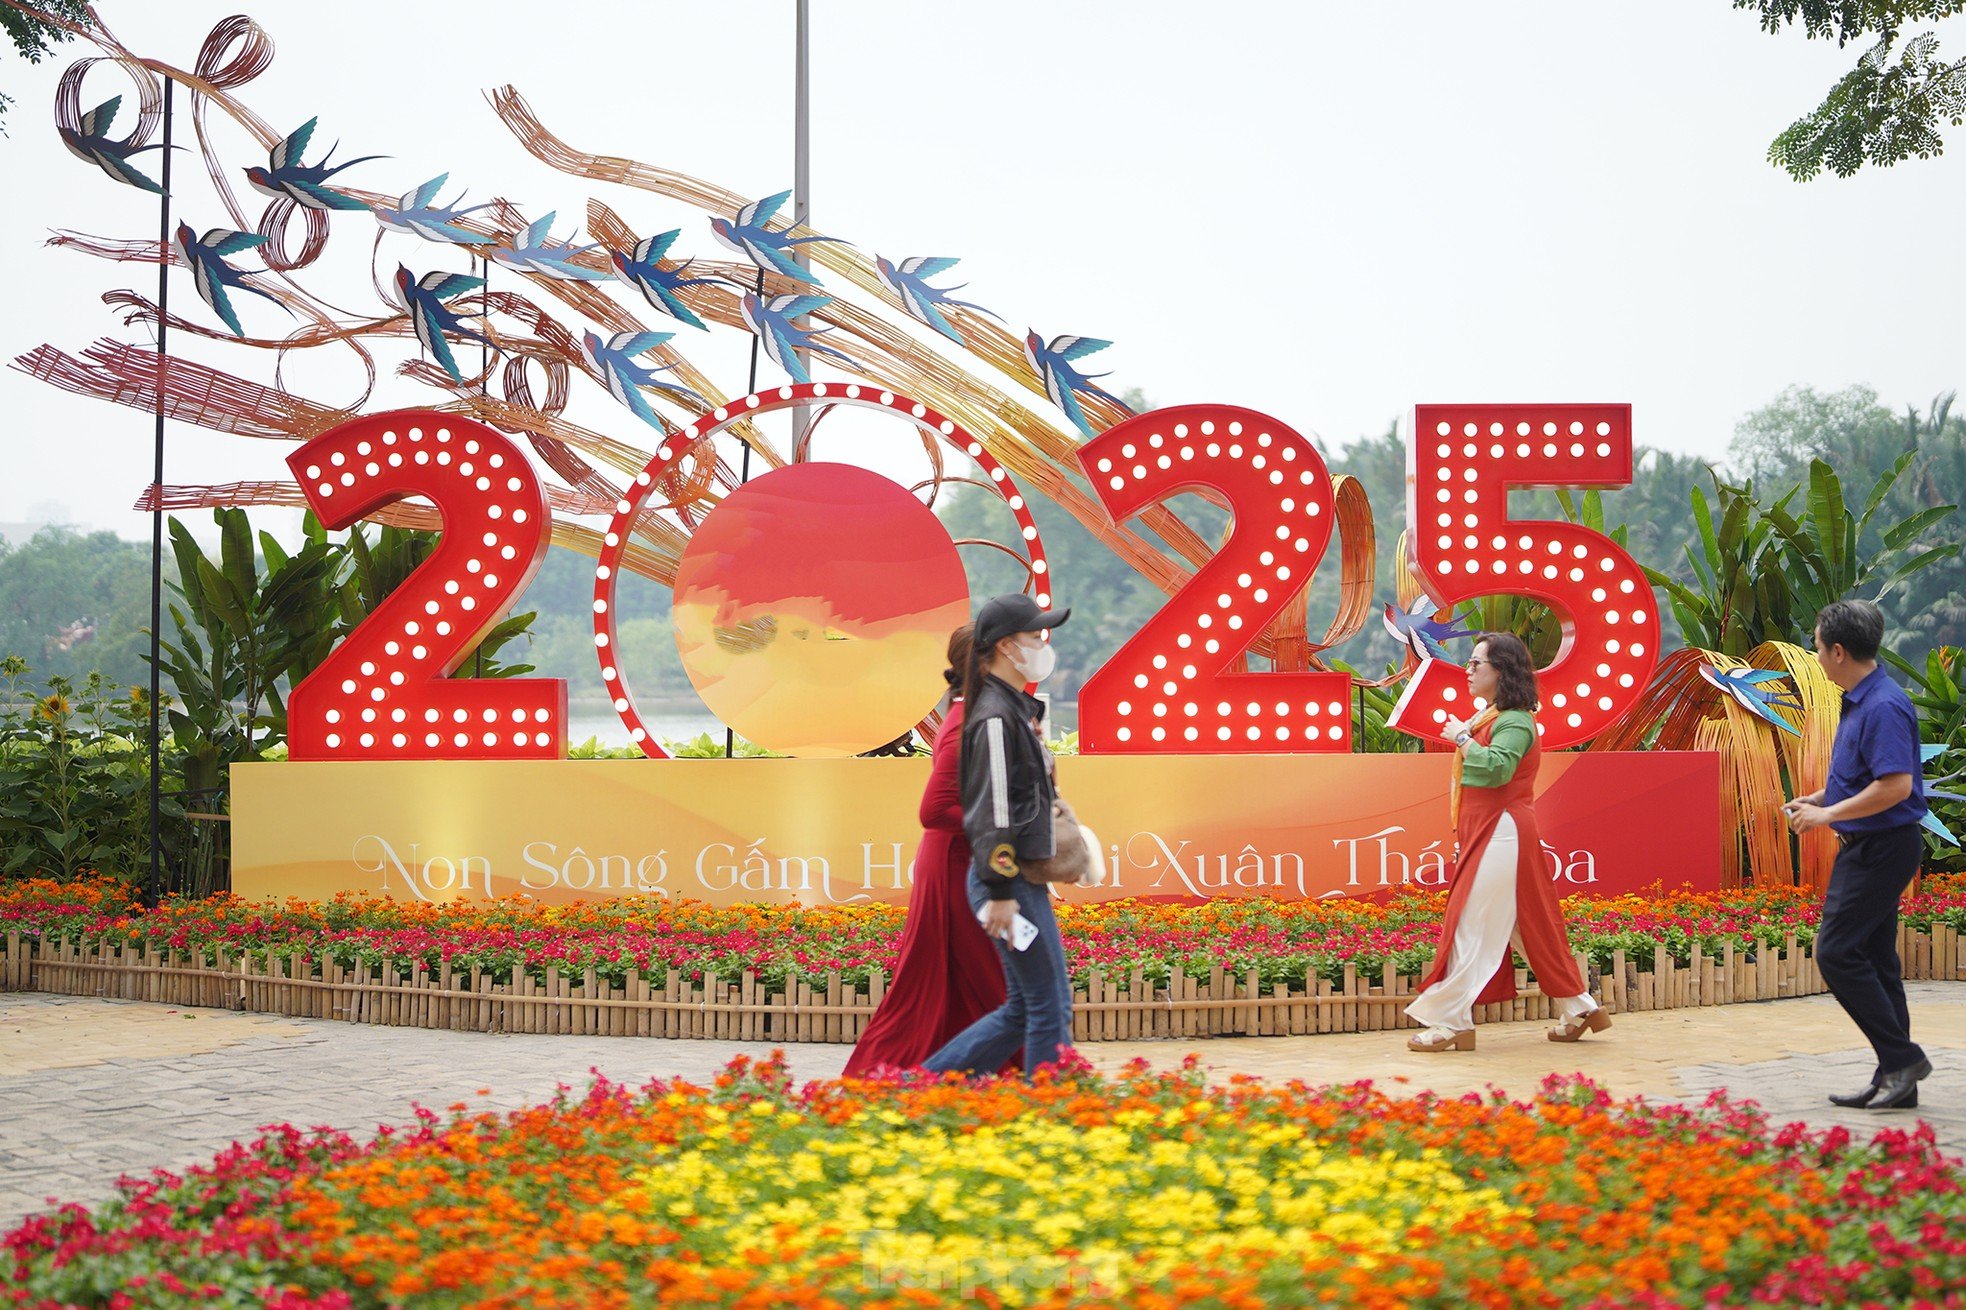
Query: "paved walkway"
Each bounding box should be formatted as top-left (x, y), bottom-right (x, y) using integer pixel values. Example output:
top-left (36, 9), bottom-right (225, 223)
top-left (3, 985), bottom-right (1963, 1226)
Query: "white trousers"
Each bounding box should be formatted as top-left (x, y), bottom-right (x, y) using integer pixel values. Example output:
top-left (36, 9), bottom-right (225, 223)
top-left (1404, 813), bottom-right (1597, 1033)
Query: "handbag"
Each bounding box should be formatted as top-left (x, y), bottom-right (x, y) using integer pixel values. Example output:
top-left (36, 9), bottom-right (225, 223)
top-left (1020, 796), bottom-right (1106, 886)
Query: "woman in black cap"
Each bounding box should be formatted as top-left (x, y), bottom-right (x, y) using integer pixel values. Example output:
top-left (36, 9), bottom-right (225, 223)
top-left (922, 592), bottom-right (1076, 1076)
top-left (843, 624), bottom-right (1014, 1076)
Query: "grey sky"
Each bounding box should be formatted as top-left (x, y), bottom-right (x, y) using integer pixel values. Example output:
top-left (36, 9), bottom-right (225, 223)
top-left (2, 1), bottom-right (1962, 540)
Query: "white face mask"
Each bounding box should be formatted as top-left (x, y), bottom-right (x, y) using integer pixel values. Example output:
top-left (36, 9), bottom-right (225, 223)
top-left (1009, 637), bottom-right (1057, 684)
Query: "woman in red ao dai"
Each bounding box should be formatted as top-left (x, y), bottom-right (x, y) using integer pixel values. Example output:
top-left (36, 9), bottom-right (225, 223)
top-left (1404, 633), bottom-right (1610, 1051)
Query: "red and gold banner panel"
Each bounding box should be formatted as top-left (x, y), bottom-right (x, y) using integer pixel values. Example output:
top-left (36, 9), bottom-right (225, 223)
top-left (233, 752), bottom-right (1720, 907)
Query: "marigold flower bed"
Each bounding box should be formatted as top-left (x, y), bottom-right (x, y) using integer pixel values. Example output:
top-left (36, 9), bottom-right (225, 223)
top-left (4, 1057), bottom-right (1963, 1308)
top-left (5, 875), bottom-right (1966, 997)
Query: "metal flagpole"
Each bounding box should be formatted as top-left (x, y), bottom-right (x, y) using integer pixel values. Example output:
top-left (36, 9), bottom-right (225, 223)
top-left (721, 2), bottom-right (806, 758)
top-left (790, 0), bottom-right (811, 443)
top-left (723, 1), bottom-right (805, 760)
top-left (146, 78), bottom-right (174, 907)
top-left (727, 264), bottom-right (766, 761)
top-left (476, 253), bottom-right (489, 679)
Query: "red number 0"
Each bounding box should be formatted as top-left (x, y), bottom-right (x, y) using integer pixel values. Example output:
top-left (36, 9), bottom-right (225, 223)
top-left (1075, 405), bottom-right (1352, 753)
top-left (1393, 404), bottom-right (1659, 749)
top-left (285, 410), bottom-right (567, 759)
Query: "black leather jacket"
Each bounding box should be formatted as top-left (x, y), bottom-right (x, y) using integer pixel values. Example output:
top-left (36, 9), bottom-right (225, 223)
top-left (960, 674), bottom-right (1056, 900)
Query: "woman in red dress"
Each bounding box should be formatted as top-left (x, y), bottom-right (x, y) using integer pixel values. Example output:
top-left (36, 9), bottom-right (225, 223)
top-left (844, 625), bottom-right (1013, 1075)
top-left (1403, 632), bottom-right (1610, 1051)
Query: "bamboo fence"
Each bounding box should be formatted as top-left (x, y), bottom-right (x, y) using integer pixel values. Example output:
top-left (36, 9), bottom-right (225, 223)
top-left (5, 927), bottom-right (1961, 1044)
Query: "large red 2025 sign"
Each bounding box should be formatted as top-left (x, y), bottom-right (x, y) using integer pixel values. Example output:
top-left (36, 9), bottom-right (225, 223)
top-left (283, 395), bottom-right (1659, 760)
top-left (285, 412), bottom-right (566, 759)
top-left (1393, 405), bottom-right (1657, 747)
top-left (1073, 405), bottom-right (1353, 753)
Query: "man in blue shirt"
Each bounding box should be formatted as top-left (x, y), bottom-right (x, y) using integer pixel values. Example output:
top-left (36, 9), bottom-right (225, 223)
top-left (1783, 599), bottom-right (1931, 1111)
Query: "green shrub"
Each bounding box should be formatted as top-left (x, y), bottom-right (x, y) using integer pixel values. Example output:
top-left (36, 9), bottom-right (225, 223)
top-left (0, 656), bottom-right (183, 883)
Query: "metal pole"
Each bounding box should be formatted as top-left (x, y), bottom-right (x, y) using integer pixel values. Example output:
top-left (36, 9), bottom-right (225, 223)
top-left (476, 253), bottom-right (488, 680)
top-left (146, 79), bottom-right (174, 907)
top-left (727, 265), bottom-right (766, 761)
top-left (723, 0), bottom-right (804, 759)
top-left (790, 0), bottom-right (811, 442)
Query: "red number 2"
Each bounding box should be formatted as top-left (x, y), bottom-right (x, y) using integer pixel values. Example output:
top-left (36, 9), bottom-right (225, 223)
top-left (1075, 405), bottom-right (1353, 753)
top-left (285, 410), bottom-right (566, 759)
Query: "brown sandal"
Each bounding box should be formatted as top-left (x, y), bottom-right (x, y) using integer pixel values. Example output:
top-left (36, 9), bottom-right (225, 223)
top-left (1547, 1009), bottom-right (1613, 1043)
top-left (1407, 1028), bottom-right (1475, 1052)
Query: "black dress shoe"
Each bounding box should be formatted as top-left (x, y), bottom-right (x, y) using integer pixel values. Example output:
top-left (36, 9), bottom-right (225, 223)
top-left (1830, 1083), bottom-right (1918, 1109)
top-left (1869, 1058), bottom-right (1933, 1110)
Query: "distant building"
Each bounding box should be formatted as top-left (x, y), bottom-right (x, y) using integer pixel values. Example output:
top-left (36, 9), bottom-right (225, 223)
top-left (0, 522), bottom-right (51, 547)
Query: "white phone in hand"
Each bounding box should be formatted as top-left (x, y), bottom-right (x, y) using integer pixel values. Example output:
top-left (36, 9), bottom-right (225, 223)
top-left (978, 906), bottom-right (1040, 951)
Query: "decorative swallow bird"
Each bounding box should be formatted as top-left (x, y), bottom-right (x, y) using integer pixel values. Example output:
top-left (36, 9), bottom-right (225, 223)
top-left (489, 211), bottom-right (608, 281)
top-left (1920, 743), bottom-right (1961, 846)
top-left (58, 96), bottom-right (166, 194)
top-left (610, 228), bottom-right (721, 330)
top-left (709, 190), bottom-right (845, 287)
top-left (578, 330), bottom-right (706, 431)
top-left (1697, 664), bottom-right (1802, 736)
top-left (373, 174), bottom-right (495, 246)
top-left (740, 293), bottom-right (858, 384)
top-left (174, 223), bottom-right (284, 336)
top-left (873, 255), bottom-right (998, 344)
top-left (245, 118), bottom-right (380, 211)
top-left (391, 266), bottom-right (490, 384)
top-left (1381, 595), bottom-right (1477, 662)
top-left (1023, 332), bottom-right (1131, 438)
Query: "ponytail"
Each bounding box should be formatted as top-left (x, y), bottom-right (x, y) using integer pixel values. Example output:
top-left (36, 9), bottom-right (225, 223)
top-left (960, 637), bottom-right (990, 717)
top-left (943, 623), bottom-right (975, 696)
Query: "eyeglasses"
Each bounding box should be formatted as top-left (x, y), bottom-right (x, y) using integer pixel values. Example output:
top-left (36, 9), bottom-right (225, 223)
top-left (1465, 658), bottom-right (1491, 669)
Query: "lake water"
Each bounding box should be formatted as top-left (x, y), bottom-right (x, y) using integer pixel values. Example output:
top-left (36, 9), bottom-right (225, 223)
top-left (566, 695), bottom-right (1077, 749)
top-left (566, 706), bottom-right (724, 747)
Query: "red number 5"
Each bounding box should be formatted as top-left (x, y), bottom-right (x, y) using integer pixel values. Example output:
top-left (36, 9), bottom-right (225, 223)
top-left (1075, 405), bottom-right (1352, 753)
top-left (285, 410), bottom-right (566, 759)
top-left (1394, 404), bottom-right (1659, 748)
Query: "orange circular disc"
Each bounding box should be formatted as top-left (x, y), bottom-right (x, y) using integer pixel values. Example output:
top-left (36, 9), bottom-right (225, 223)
top-left (671, 462), bottom-right (970, 757)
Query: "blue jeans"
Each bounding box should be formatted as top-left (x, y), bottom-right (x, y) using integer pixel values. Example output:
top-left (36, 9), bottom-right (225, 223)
top-left (923, 866), bottom-right (1074, 1076)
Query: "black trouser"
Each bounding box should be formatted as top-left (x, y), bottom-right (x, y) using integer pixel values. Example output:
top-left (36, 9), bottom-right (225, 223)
top-left (1815, 824), bottom-right (1926, 1076)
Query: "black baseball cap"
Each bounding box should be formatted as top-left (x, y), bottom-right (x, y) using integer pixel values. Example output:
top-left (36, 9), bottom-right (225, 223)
top-left (973, 593), bottom-right (1070, 652)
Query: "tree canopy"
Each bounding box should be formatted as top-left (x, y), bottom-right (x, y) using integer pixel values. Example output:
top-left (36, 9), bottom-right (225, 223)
top-left (1728, 384), bottom-right (1966, 646)
top-left (0, 526), bottom-right (151, 688)
top-left (1736, 0), bottom-right (1966, 178)
top-left (1, 2), bottom-right (87, 134)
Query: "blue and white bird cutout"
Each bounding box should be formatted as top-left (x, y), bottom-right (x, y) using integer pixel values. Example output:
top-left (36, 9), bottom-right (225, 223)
top-left (390, 267), bottom-right (490, 385)
top-left (710, 190), bottom-right (845, 287)
top-left (175, 224), bottom-right (283, 337)
top-left (1024, 333), bottom-right (1132, 438)
top-left (1697, 664), bottom-right (1801, 736)
top-left (246, 118), bottom-right (380, 212)
top-left (1920, 744), bottom-right (1961, 847)
top-left (491, 212), bottom-right (608, 281)
top-left (578, 331), bottom-right (707, 432)
top-left (874, 256), bottom-right (997, 344)
top-left (59, 96), bottom-right (167, 194)
top-left (373, 175), bottom-right (495, 246)
top-left (741, 294), bottom-right (857, 384)
top-left (1382, 595), bottom-right (1477, 663)
top-left (610, 229), bottom-right (722, 331)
